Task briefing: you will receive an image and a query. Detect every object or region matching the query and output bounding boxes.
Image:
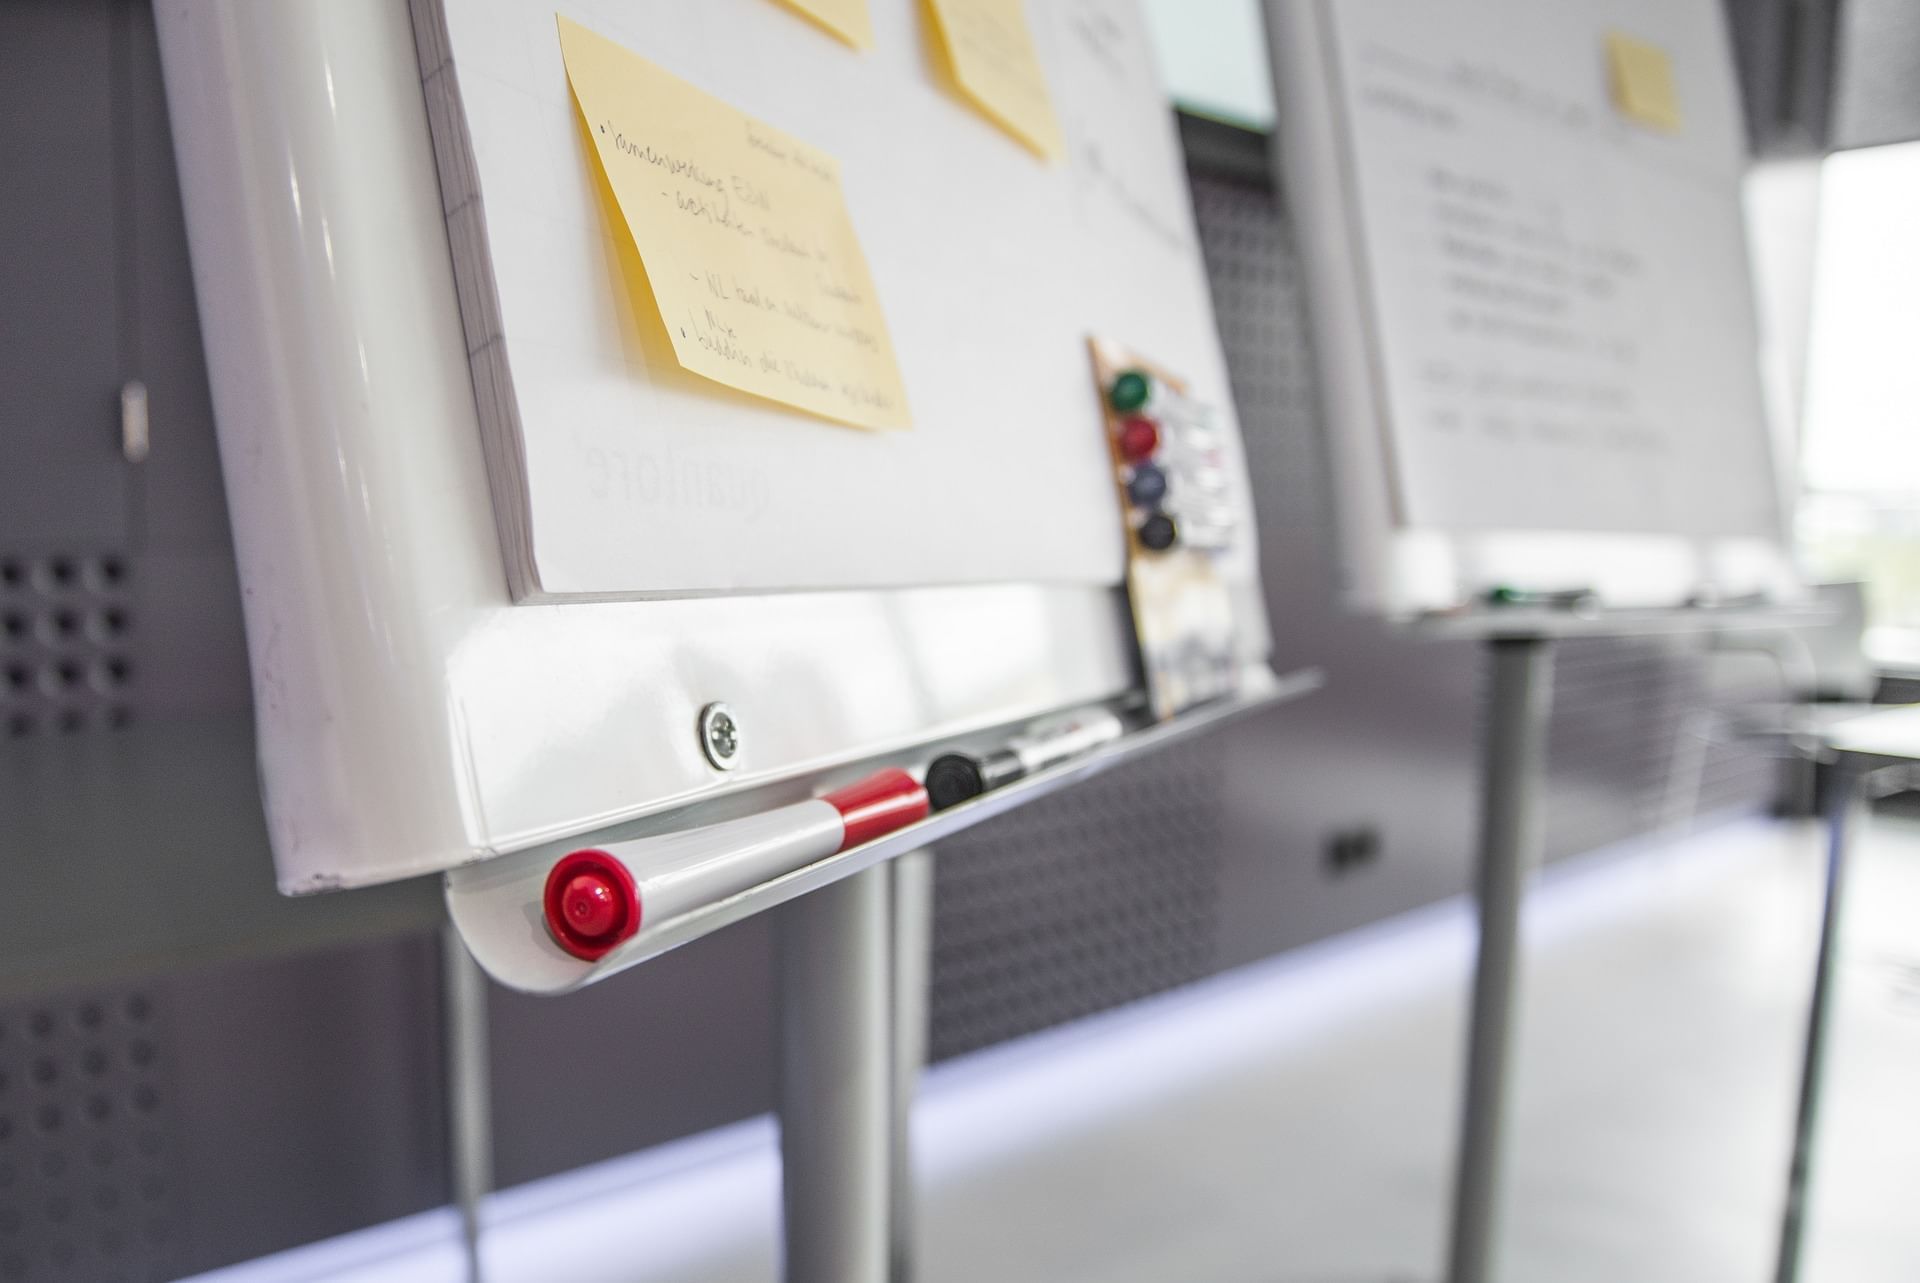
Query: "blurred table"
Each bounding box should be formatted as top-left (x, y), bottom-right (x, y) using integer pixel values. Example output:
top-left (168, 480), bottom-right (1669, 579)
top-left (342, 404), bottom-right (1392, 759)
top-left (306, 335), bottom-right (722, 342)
top-left (1775, 705), bottom-right (1920, 1283)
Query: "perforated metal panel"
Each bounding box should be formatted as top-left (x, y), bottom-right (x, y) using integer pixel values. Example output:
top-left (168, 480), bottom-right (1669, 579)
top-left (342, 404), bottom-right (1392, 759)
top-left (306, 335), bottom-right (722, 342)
top-left (0, 989), bottom-right (186, 1283)
top-left (1536, 636), bottom-right (1781, 861)
top-left (930, 739), bottom-right (1228, 1060)
top-left (1188, 167), bottom-right (1334, 556)
top-left (0, 553), bottom-right (136, 740)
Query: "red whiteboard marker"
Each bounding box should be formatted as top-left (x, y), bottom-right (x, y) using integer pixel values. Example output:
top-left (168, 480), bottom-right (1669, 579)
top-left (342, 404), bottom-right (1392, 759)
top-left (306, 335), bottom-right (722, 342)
top-left (543, 768), bottom-right (927, 960)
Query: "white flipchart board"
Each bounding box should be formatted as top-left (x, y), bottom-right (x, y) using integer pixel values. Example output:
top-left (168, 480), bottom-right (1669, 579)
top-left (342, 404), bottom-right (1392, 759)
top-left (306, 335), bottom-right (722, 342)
top-left (423, 0), bottom-right (1256, 600)
top-left (153, 0), bottom-right (1271, 893)
top-left (1268, 0), bottom-right (1799, 617)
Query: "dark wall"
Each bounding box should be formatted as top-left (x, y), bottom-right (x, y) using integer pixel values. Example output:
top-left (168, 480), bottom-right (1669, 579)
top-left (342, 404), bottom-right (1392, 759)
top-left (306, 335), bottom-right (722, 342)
top-left (1833, 0), bottom-right (1920, 148)
top-left (1721, 0), bottom-right (1920, 155)
top-left (0, 4), bottom-right (1788, 1280)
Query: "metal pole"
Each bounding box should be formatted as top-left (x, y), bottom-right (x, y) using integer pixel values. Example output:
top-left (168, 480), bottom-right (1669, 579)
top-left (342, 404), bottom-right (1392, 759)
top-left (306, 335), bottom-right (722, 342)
top-left (1773, 756), bottom-right (1862, 1283)
top-left (778, 864), bottom-right (894, 1283)
top-left (441, 923), bottom-right (493, 1283)
top-left (1446, 635), bottom-right (1556, 1283)
top-left (889, 850), bottom-right (936, 1283)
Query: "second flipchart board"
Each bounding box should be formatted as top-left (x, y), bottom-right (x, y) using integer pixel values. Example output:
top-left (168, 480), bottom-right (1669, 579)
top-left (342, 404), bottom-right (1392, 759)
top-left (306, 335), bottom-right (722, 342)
top-left (152, 0), bottom-right (1273, 964)
top-left (1267, 0), bottom-right (1801, 618)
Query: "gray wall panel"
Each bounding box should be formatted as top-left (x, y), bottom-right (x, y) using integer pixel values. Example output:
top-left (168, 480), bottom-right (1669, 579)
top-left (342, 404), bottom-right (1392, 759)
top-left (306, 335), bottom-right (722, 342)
top-left (1835, 0), bottom-right (1920, 148)
top-left (0, 0), bottom-right (128, 550)
top-left (0, 938), bottom-right (447, 1283)
top-left (486, 919), bottom-right (776, 1190)
top-left (162, 937), bottom-right (448, 1275)
top-left (122, 0), bottom-right (235, 561)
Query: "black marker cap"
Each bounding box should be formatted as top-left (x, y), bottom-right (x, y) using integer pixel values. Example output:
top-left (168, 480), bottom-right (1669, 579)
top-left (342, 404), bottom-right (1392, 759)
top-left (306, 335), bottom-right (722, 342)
top-left (925, 751), bottom-right (1024, 811)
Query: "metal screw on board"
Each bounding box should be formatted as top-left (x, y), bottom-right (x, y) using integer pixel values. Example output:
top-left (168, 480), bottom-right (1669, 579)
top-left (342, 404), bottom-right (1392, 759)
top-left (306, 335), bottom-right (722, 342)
top-left (699, 702), bottom-right (740, 770)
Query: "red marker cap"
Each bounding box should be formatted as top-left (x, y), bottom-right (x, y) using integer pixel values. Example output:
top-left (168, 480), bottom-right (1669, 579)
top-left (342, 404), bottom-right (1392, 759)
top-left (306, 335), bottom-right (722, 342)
top-left (543, 849), bottom-right (640, 960)
top-left (823, 768), bottom-right (929, 850)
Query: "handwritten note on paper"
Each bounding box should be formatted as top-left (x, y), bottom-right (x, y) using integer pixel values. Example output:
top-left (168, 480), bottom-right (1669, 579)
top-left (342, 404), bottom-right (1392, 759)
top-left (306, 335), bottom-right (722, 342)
top-left (1605, 32), bottom-right (1682, 132)
top-left (557, 16), bottom-right (909, 430)
top-left (774, 0), bottom-right (874, 49)
top-left (926, 0), bottom-right (1063, 160)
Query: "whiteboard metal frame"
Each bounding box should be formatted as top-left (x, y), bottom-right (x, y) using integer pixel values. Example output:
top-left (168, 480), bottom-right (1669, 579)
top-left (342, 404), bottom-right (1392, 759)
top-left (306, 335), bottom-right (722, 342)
top-left (154, 0), bottom-right (1272, 894)
top-left (1263, 0), bottom-right (1803, 621)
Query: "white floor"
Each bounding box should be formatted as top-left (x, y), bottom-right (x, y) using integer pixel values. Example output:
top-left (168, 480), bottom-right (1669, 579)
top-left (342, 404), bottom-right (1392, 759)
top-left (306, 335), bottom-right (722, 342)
top-left (186, 814), bottom-right (1920, 1283)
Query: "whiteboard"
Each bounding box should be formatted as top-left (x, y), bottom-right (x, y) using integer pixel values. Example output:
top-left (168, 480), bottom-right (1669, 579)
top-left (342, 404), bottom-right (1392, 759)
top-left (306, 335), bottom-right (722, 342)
top-left (419, 0), bottom-right (1259, 599)
top-left (1267, 0), bottom-right (1799, 617)
top-left (153, 0), bottom-right (1272, 893)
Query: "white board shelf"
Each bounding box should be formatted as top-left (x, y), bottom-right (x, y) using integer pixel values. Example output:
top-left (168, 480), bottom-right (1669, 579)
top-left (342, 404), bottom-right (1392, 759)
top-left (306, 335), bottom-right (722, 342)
top-left (449, 664), bottom-right (1322, 993)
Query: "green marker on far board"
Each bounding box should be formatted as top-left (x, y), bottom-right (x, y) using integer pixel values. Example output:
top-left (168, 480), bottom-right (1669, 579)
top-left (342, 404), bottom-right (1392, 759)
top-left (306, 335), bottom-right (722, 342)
top-left (1485, 585), bottom-right (1601, 612)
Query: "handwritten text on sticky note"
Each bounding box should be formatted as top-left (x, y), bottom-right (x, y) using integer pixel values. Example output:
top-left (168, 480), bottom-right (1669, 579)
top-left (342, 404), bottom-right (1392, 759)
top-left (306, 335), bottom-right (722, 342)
top-left (558, 16), bottom-right (909, 430)
top-left (926, 0), bottom-right (1063, 160)
top-left (775, 0), bottom-right (873, 49)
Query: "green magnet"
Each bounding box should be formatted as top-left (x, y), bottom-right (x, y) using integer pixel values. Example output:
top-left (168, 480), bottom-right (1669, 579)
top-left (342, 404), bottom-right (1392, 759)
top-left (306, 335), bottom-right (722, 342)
top-left (1108, 369), bottom-right (1152, 413)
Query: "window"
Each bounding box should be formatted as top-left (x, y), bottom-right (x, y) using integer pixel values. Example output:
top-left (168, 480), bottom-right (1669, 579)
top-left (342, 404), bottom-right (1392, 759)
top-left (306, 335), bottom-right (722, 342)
top-left (1800, 140), bottom-right (1920, 668)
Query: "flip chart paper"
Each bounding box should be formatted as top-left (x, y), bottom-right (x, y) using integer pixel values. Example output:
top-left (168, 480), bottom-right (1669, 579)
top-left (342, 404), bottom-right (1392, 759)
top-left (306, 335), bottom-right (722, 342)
top-left (558, 15), bottom-right (910, 429)
top-left (926, 0), bottom-right (1064, 160)
top-left (1321, 1), bottom-right (1775, 541)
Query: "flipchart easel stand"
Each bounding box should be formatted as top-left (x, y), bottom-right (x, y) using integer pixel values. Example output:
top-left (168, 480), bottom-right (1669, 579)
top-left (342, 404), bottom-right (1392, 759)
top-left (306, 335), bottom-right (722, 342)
top-left (1426, 606), bottom-right (1810, 1283)
top-left (434, 853), bottom-right (934, 1283)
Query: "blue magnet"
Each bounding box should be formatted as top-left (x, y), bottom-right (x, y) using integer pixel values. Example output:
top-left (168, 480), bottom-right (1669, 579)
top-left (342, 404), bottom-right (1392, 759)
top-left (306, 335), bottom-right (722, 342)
top-left (1127, 464), bottom-right (1168, 507)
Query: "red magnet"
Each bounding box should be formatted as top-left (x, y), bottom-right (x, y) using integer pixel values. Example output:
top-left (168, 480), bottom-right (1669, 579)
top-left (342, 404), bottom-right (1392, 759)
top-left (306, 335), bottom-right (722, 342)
top-left (1117, 416), bottom-right (1160, 463)
top-left (543, 849), bottom-right (640, 960)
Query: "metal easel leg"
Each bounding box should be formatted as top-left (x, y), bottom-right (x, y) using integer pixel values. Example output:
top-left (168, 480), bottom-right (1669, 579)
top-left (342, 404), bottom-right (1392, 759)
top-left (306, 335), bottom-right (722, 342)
top-left (1772, 756), bottom-right (1862, 1283)
top-left (441, 923), bottom-right (493, 1283)
top-left (778, 864), bottom-right (895, 1283)
top-left (1446, 636), bottom-right (1555, 1283)
top-left (889, 849), bottom-right (935, 1283)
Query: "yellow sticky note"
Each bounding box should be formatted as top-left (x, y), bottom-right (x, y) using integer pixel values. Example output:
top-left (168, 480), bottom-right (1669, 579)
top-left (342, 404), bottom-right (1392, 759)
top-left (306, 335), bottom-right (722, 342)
top-left (1605, 32), bottom-right (1682, 133)
top-left (774, 0), bottom-right (873, 49)
top-left (558, 16), bottom-right (909, 430)
top-left (925, 0), bottom-right (1063, 160)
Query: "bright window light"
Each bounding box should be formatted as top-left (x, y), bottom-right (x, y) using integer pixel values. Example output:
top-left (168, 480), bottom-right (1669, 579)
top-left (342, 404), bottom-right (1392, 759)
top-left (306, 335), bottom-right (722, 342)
top-left (1800, 140), bottom-right (1920, 666)
top-left (1141, 0), bottom-right (1275, 129)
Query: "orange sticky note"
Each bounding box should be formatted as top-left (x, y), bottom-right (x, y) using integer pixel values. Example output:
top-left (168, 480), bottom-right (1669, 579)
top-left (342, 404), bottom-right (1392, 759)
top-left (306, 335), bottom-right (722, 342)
top-left (775, 0), bottom-right (873, 49)
top-left (925, 0), bottom-right (1063, 160)
top-left (1606, 32), bottom-right (1682, 133)
top-left (557, 16), bottom-right (909, 430)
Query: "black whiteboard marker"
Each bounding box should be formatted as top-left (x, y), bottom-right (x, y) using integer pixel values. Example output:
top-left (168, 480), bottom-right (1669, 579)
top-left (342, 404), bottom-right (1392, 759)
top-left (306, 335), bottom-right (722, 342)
top-left (925, 707), bottom-right (1126, 811)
